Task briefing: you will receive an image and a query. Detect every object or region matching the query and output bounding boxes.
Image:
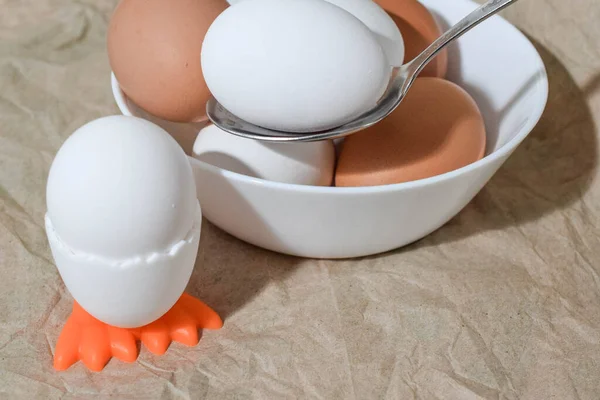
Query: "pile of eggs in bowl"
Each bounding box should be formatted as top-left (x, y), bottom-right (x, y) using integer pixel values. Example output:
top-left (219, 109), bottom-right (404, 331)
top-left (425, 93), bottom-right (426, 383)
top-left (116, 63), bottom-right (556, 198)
top-left (108, 0), bottom-right (486, 188)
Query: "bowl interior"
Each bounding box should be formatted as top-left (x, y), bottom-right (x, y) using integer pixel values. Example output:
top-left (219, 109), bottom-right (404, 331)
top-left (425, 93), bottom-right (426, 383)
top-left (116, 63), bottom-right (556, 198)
top-left (421, 0), bottom-right (548, 155)
top-left (111, 0), bottom-right (548, 192)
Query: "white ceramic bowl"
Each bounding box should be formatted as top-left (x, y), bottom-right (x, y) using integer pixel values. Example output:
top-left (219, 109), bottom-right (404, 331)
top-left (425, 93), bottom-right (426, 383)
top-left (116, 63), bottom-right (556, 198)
top-left (111, 0), bottom-right (548, 259)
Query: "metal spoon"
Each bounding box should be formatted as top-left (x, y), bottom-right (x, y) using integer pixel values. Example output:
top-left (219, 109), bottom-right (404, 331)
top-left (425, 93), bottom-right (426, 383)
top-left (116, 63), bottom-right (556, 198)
top-left (206, 0), bottom-right (519, 142)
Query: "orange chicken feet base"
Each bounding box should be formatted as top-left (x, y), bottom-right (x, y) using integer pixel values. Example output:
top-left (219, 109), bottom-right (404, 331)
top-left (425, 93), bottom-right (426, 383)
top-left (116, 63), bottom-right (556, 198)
top-left (53, 293), bottom-right (222, 372)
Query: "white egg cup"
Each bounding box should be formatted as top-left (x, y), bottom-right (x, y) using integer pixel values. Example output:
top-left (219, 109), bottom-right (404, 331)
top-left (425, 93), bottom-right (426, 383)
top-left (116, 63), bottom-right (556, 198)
top-left (112, 0), bottom-right (548, 259)
top-left (46, 202), bottom-right (202, 328)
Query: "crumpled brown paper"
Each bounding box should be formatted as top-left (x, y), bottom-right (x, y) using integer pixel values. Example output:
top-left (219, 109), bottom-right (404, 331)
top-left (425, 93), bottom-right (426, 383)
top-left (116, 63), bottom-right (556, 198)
top-left (1, 0), bottom-right (600, 398)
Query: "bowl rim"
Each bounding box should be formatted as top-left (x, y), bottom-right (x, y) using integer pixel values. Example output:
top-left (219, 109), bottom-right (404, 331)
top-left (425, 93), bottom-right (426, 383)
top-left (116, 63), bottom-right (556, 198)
top-left (110, 2), bottom-right (549, 195)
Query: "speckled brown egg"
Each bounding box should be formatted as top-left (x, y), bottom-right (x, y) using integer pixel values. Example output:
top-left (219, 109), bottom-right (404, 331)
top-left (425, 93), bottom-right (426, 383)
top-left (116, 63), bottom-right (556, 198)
top-left (374, 0), bottom-right (447, 78)
top-left (335, 78), bottom-right (486, 187)
top-left (108, 0), bottom-right (228, 123)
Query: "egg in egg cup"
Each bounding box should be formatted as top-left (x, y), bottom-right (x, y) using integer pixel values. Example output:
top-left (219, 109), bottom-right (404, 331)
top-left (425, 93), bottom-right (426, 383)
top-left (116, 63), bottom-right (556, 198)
top-left (46, 116), bottom-right (222, 372)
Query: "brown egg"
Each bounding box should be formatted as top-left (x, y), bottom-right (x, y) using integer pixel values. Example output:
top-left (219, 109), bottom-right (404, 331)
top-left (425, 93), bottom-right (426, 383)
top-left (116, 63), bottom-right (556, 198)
top-left (335, 78), bottom-right (486, 187)
top-left (374, 0), bottom-right (447, 78)
top-left (107, 0), bottom-right (228, 123)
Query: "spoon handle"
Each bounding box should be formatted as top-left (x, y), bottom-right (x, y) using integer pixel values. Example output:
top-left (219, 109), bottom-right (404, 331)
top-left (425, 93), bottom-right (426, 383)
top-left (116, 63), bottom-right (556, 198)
top-left (408, 0), bottom-right (520, 76)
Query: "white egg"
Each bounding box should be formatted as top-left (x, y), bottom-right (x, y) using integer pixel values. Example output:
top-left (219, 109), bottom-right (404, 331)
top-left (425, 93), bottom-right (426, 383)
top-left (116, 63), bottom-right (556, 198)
top-left (46, 115), bottom-right (196, 259)
top-left (201, 0), bottom-right (391, 133)
top-left (323, 0), bottom-right (404, 66)
top-left (45, 115), bottom-right (201, 328)
top-left (193, 124), bottom-right (335, 186)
